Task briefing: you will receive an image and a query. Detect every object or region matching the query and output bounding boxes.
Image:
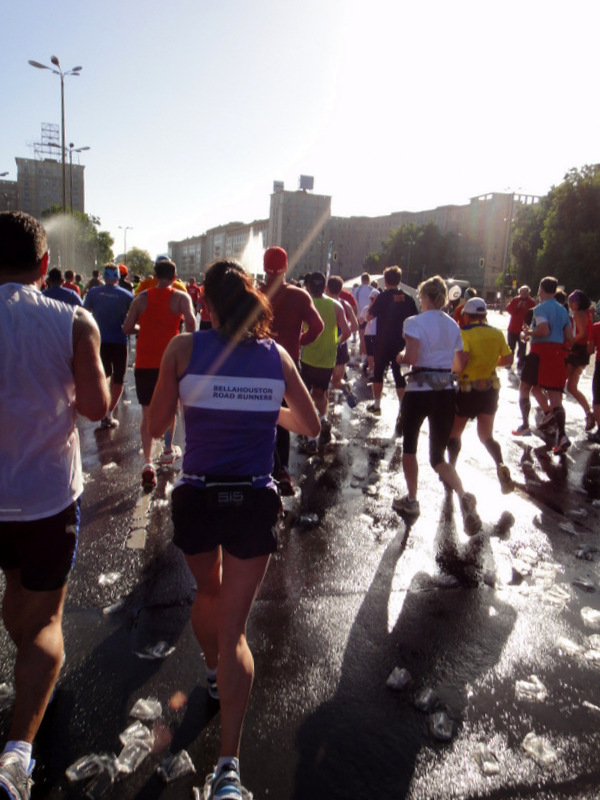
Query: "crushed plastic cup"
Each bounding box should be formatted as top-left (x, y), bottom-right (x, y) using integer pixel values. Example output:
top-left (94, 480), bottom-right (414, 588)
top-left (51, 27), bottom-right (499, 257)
top-left (117, 739), bottom-right (152, 774)
top-left (575, 547), bottom-right (595, 561)
top-left (102, 599), bottom-right (126, 615)
top-left (386, 666), bottom-right (412, 690)
top-left (429, 710), bottom-right (454, 741)
top-left (515, 675), bottom-right (548, 702)
top-left (65, 754), bottom-right (105, 782)
top-left (135, 641), bottom-right (176, 660)
top-left (119, 720), bottom-right (154, 748)
top-left (472, 742), bottom-right (501, 776)
top-left (521, 732), bottom-right (558, 767)
top-left (581, 607), bottom-right (600, 629)
top-left (157, 750), bottom-right (196, 783)
top-left (566, 508), bottom-right (588, 519)
top-left (559, 521), bottom-right (577, 535)
top-left (0, 682), bottom-right (15, 712)
top-left (297, 513), bottom-right (319, 528)
top-left (129, 696), bottom-right (162, 721)
top-left (584, 649), bottom-right (600, 663)
top-left (77, 754), bottom-right (119, 799)
top-left (556, 636), bottom-right (583, 656)
top-left (573, 577), bottom-right (596, 592)
top-left (414, 687), bottom-right (438, 712)
top-left (98, 572), bottom-right (121, 586)
top-left (543, 584), bottom-right (571, 606)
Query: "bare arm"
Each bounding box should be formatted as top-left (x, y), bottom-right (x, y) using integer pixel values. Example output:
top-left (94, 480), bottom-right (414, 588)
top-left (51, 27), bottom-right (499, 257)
top-left (277, 345), bottom-right (320, 437)
top-left (335, 300), bottom-right (352, 344)
top-left (148, 334), bottom-right (194, 437)
top-left (72, 308), bottom-right (110, 421)
top-left (122, 293), bottom-right (146, 335)
top-left (299, 298), bottom-right (324, 348)
top-left (396, 334), bottom-right (420, 367)
top-left (175, 291), bottom-right (197, 332)
top-left (453, 350), bottom-right (469, 373)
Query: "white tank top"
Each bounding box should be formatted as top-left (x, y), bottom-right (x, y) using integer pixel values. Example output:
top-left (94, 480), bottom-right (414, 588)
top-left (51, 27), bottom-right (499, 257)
top-left (0, 284), bottom-right (82, 520)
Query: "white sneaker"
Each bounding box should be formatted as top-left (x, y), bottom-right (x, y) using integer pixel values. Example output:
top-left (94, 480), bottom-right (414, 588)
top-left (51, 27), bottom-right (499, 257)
top-left (0, 753), bottom-right (34, 800)
top-left (392, 495), bottom-right (420, 515)
top-left (159, 445), bottom-right (182, 465)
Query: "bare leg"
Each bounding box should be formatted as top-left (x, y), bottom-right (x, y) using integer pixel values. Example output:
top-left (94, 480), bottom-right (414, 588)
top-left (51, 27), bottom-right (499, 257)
top-left (185, 550), bottom-right (222, 671)
top-left (2, 570), bottom-right (67, 743)
top-left (218, 553), bottom-right (270, 758)
top-left (402, 452), bottom-right (419, 499)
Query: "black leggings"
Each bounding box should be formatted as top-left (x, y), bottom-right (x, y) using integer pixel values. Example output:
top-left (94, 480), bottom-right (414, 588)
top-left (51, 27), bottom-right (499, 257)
top-left (401, 389), bottom-right (456, 468)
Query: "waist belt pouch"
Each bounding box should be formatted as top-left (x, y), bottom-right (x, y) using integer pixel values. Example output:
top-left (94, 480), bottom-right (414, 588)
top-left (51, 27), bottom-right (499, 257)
top-left (204, 477), bottom-right (253, 510)
top-left (410, 371), bottom-right (455, 390)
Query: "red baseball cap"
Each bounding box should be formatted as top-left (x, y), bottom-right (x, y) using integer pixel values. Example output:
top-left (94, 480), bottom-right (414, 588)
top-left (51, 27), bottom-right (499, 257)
top-left (264, 246), bottom-right (288, 275)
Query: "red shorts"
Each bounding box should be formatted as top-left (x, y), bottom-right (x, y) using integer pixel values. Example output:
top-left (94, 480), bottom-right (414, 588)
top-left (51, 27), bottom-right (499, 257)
top-left (530, 342), bottom-right (567, 391)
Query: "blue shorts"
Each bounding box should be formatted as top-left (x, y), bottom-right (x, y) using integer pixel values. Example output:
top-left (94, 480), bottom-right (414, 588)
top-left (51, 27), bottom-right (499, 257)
top-left (0, 500), bottom-right (80, 591)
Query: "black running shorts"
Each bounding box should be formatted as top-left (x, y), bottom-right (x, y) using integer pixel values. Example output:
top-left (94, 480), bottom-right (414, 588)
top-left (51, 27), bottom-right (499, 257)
top-left (171, 483), bottom-right (281, 559)
top-left (0, 500), bottom-right (80, 591)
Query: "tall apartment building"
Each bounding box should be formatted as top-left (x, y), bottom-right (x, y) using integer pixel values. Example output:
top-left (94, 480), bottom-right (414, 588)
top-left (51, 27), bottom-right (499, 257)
top-left (168, 179), bottom-right (540, 300)
top-left (169, 218), bottom-right (269, 281)
top-left (3, 124), bottom-right (86, 219)
top-left (267, 181), bottom-right (331, 275)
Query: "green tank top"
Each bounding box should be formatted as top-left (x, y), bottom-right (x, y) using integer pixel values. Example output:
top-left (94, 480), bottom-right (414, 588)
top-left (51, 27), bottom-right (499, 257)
top-left (301, 295), bottom-right (338, 368)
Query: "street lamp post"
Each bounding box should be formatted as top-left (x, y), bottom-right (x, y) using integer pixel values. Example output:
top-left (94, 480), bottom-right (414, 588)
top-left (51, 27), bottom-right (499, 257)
top-left (119, 226), bottom-right (133, 265)
top-left (28, 56), bottom-right (82, 213)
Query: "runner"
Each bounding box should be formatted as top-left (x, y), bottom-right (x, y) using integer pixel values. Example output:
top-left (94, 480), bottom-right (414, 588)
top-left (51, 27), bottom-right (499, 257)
top-left (366, 265), bottom-right (418, 432)
top-left (0, 211), bottom-right (108, 800)
top-left (392, 276), bottom-right (482, 535)
top-left (43, 267), bottom-right (83, 307)
top-left (260, 246), bottom-right (323, 493)
top-left (84, 264), bottom-right (134, 429)
top-left (505, 286), bottom-right (536, 371)
top-left (446, 297), bottom-right (515, 493)
top-left (148, 259), bottom-right (319, 800)
top-left (565, 289), bottom-right (594, 431)
top-left (326, 275), bottom-right (359, 403)
top-left (512, 276), bottom-right (573, 454)
top-left (588, 313), bottom-right (600, 443)
top-left (122, 257), bottom-right (196, 487)
top-left (353, 272), bottom-right (372, 368)
top-left (300, 272), bottom-right (351, 454)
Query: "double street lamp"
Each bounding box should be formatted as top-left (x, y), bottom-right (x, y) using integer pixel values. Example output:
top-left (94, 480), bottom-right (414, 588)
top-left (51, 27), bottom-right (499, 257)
top-left (28, 56), bottom-right (82, 213)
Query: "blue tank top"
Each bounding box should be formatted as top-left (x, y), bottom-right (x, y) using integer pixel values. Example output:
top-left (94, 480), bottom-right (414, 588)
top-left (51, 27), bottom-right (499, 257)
top-left (178, 329), bottom-right (285, 484)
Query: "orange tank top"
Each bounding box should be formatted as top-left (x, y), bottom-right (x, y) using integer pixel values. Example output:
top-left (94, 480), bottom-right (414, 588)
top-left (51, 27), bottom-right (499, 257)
top-left (135, 287), bottom-right (182, 368)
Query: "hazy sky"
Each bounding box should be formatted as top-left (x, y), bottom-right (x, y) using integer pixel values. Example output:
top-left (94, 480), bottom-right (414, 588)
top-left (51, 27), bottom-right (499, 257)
top-left (2, 0), bottom-right (598, 261)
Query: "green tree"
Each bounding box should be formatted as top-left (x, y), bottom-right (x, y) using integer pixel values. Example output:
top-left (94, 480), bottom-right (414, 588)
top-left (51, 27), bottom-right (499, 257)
top-left (124, 247), bottom-right (153, 277)
top-left (41, 207), bottom-right (114, 274)
top-left (510, 199), bottom-right (547, 289)
top-left (537, 165), bottom-right (600, 295)
top-left (380, 221), bottom-right (450, 286)
top-left (511, 165), bottom-right (600, 296)
top-left (363, 251), bottom-right (380, 271)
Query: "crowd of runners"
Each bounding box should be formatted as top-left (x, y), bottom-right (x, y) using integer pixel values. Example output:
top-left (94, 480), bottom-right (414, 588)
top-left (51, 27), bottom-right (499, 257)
top-left (1, 209), bottom-right (600, 800)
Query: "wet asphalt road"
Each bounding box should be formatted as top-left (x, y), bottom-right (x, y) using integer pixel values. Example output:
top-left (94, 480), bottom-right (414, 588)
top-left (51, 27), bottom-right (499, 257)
top-left (2, 311), bottom-right (600, 800)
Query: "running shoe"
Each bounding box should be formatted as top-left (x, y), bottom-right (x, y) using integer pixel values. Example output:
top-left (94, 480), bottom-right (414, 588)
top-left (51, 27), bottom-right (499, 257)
top-left (159, 445), bottom-right (182, 465)
top-left (553, 435), bottom-right (571, 455)
top-left (141, 464), bottom-right (157, 487)
top-left (367, 403), bottom-right (381, 416)
top-left (392, 495), bottom-right (420, 515)
top-left (497, 464), bottom-right (514, 494)
top-left (512, 424), bottom-right (532, 437)
top-left (343, 387), bottom-right (358, 408)
top-left (303, 438), bottom-right (318, 455)
top-left (319, 419), bottom-right (332, 443)
top-left (460, 492), bottom-right (482, 535)
top-left (99, 416), bottom-right (119, 429)
top-left (585, 412), bottom-right (596, 432)
top-left (538, 410), bottom-right (555, 430)
top-left (204, 761), bottom-right (243, 800)
top-left (274, 466), bottom-right (295, 497)
top-left (0, 753), bottom-right (34, 800)
top-left (206, 673), bottom-right (219, 701)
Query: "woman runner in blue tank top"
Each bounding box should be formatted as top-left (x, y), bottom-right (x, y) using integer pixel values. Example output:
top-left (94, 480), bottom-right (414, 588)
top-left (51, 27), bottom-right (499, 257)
top-left (148, 261), bottom-right (319, 800)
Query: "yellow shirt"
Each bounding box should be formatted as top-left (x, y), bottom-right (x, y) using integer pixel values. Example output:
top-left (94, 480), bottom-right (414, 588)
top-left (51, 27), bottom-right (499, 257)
top-left (135, 275), bottom-right (187, 295)
top-left (460, 323), bottom-right (511, 381)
